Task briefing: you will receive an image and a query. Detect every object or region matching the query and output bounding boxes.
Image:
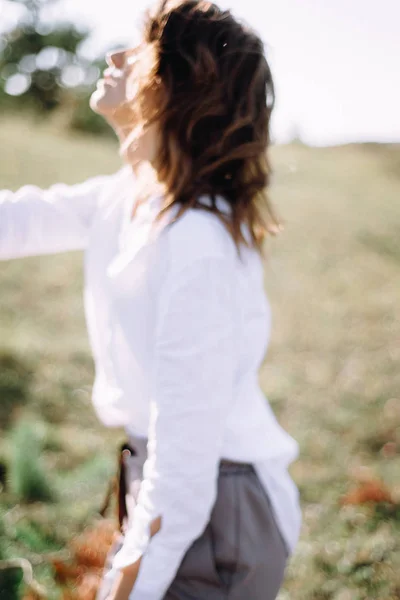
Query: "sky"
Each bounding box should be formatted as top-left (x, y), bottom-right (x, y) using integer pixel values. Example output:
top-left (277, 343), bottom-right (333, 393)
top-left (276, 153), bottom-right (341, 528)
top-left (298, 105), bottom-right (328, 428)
top-left (2, 0), bottom-right (400, 145)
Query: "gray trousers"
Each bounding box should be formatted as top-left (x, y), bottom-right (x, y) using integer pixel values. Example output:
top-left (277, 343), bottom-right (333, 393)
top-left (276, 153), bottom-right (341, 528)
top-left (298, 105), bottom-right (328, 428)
top-left (96, 436), bottom-right (289, 600)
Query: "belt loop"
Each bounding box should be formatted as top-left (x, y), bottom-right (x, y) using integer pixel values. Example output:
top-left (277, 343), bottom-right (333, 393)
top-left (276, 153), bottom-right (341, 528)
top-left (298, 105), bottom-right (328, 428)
top-left (117, 441), bottom-right (137, 532)
top-left (98, 440), bottom-right (138, 530)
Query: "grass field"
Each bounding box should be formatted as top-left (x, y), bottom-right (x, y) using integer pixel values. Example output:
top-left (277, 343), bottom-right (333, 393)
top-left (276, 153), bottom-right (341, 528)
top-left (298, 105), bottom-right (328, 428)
top-left (0, 115), bottom-right (399, 600)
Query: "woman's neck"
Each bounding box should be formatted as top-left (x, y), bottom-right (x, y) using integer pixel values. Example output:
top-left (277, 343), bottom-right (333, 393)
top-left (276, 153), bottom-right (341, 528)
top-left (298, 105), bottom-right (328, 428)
top-left (128, 162), bottom-right (166, 221)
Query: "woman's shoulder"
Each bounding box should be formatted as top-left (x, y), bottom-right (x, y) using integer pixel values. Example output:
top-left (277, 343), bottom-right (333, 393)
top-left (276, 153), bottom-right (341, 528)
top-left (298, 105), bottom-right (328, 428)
top-left (161, 197), bottom-right (235, 269)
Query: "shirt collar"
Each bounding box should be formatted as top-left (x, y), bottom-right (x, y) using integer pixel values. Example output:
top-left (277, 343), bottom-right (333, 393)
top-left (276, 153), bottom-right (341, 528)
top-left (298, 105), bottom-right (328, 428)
top-left (197, 194), bottom-right (232, 215)
top-left (149, 194), bottom-right (232, 215)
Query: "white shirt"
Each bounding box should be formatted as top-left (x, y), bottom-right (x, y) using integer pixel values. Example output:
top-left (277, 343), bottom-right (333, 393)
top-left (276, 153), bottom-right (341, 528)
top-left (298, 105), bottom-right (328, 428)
top-left (0, 165), bottom-right (302, 599)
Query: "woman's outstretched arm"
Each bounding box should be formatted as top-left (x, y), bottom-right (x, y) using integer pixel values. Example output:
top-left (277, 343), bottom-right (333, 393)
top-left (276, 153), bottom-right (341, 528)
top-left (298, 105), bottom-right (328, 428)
top-left (0, 170), bottom-right (122, 260)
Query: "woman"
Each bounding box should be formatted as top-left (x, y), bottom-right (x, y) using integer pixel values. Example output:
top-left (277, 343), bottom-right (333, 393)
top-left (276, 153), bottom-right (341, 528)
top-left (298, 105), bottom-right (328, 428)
top-left (0, 0), bottom-right (302, 598)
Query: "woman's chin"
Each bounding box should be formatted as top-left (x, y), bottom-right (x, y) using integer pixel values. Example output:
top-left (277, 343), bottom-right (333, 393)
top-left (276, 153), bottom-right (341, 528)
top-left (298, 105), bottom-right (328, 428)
top-left (90, 89), bottom-right (112, 116)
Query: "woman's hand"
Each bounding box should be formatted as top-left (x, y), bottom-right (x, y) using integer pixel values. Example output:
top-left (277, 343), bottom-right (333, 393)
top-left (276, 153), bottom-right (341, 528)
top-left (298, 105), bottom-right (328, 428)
top-left (106, 516), bottom-right (162, 600)
top-left (106, 560), bottom-right (142, 600)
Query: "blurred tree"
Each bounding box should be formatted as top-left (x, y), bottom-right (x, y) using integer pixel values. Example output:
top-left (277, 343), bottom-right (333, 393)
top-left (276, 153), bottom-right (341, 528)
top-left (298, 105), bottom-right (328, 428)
top-left (0, 0), bottom-right (113, 135)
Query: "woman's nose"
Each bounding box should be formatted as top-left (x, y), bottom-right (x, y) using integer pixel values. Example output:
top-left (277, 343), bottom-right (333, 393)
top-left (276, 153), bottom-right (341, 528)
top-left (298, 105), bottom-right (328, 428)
top-left (106, 49), bottom-right (127, 69)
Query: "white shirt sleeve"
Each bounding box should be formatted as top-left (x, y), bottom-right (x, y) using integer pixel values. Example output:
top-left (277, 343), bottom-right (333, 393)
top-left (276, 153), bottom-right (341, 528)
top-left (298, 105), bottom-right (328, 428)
top-left (112, 255), bottom-right (235, 599)
top-left (0, 172), bottom-right (118, 260)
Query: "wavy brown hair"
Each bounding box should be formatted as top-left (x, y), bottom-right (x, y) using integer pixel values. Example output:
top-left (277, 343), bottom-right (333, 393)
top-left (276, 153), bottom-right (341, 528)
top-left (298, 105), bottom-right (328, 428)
top-left (128, 0), bottom-right (280, 256)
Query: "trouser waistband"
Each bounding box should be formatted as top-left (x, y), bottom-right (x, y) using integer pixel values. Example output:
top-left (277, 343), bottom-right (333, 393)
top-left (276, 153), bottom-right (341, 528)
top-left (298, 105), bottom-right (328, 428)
top-left (123, 436), bottom-right (254, 473)
top-left (99, 436), bottom-right (255, 533)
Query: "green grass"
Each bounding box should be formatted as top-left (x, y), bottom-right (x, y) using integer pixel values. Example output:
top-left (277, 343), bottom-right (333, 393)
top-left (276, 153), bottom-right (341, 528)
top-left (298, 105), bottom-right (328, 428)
top-left (8, 421), bottom-right (55, 504)
top-left (0, 115), bottom-right (399, 599)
